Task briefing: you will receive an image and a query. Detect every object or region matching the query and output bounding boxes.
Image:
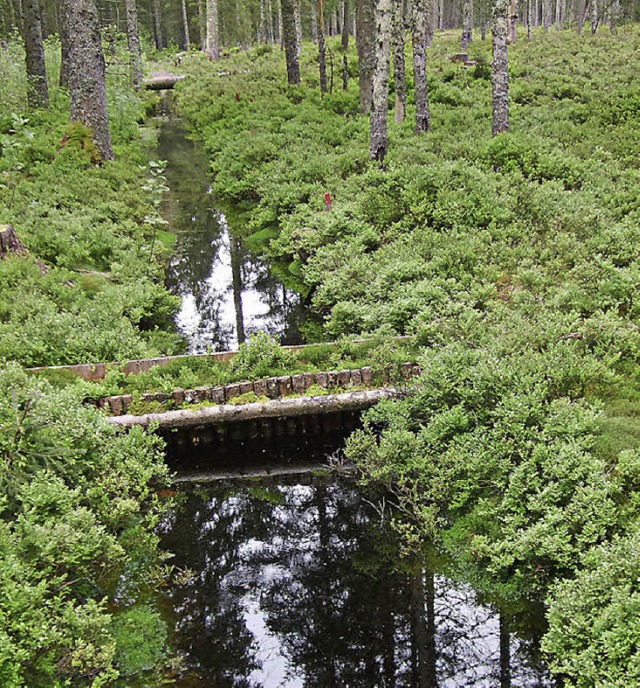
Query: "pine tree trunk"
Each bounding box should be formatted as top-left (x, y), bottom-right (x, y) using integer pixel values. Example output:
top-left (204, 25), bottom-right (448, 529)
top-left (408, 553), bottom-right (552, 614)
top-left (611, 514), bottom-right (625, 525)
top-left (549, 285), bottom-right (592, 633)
top-left (342, 0), bottom-right (350, 89)
top-left (508, 0), bottom-right (517, 42)
top-left (492, 0), bottom-right (509, 136)
top-left (197, 0), bottom-right (206, 48)
top-left (356, 0), bottom-right (375, 114)
top-left (125, 0), bottom-right (143, 88)
top-left (590, 0), bottom-right (598, 33)
top-left (369, 0), bottom-right (391, 162)
top-left (152, 0), bottom-right (163, 50)
top-left (205, 0), bottom-right (219, 59)
top-left (59, 10), bottom-right (69, 86)
top-left (281, 0), bottom-right (300, 82)
top-left (392, 0), bottom-right (405, 123)
top-left (266, 0), bottom-right (275, 42)
top-left (527, 0), bottom-right (532, 37)
top-left (181, 0), bottom-right (191, 49)
top-left (318, 0), bottom-right (328, 93)
top-left (62, 0), bottom-right (113, 160)
top-left (23, 0), bottom-right (49, 108)
top-left (461, 0), bottom-right (473, 49)
top-left (412, 0), bottom-right (429, 134)
top-left (294, 0), bottom-right (302, 54)
top-left (310, 0), bottom-right (318, 41)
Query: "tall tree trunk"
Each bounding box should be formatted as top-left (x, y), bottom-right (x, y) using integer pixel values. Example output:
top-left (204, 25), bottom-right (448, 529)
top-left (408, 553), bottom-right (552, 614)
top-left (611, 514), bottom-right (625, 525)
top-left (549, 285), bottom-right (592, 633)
top-left (542, 0), bottom-right (551, 28)
top-left (294, 0), bottom-right (302, 54)
top-left (508, 0), bottom-right (517, 41)
top-left (461, 0), bottom-right (473, 48)
top-left (38, 0), bottom-right (48, 37)
top-left (281, 0), bottom-right (300, 82)
top-left (318, 0), bottom-right (328, 93)
top-left (356, 0), bottom-right (375, 114)
top-left (369, 0), bottom-right (391, 162)
top-left (181, 0), bottom-right (191, 49)
top-left (125, 0), bottom-right (143, 88)
top-left (205, 0), bottom-right (219, 59)
top-left (392, 0), bottom-right (405, 123)
top-left (229, 235), bottom-right (246, 345)
top-left (526, 0), bottom-right (532, 37)
top-left (152, 0), bottom-right (163, 49)
top-left (500, 613), bottom-right (511, 688)
top-left (310, 0), bottom-right (318, 41)
top-left (438, 0), bottom-right (443, 29)
top-left (412, 0), bottom-right (429, 134)
top-left (609, 0), bottom-right (619, 31)
top-left (62, 0), bottom-right (113, 160)
top-left (197, 0), bottom-right (205, 48)
top-left (590, 0), bottom-right (598, 32)
top-left (492, 0), bottom-right (509, 136)
top-left (331, 7), bottom-right (338, 33)
top-left (23, 0), bottom-right (49, 108)
top-left (59, 9), bottom-right (69, 86)
top-left (342, 0), bottom-right (350, 89)
top-left (266, 0), bottom-right (275, 42)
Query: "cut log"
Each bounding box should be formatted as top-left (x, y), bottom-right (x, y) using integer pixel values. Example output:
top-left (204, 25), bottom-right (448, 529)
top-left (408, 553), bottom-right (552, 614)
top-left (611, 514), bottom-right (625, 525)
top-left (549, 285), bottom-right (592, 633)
top-left (144, 72), bottom-right (187, 90)
top-left (449, 52), bottom-right (470, 63)
top-left (0, 225), bottom-right (28, 258)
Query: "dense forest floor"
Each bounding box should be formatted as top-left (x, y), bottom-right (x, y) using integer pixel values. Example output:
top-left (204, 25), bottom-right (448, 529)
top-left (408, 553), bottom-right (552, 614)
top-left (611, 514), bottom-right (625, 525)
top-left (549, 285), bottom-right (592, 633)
top-left (0, 24), bottom-right (638, 686)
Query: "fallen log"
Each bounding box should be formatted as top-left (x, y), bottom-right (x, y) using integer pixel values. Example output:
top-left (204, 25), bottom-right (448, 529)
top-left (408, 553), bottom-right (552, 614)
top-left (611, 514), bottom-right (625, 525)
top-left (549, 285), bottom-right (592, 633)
top-left (107, 388), bottom-right (399, 430)
top-left (144, 73), bottom-right (187, 90)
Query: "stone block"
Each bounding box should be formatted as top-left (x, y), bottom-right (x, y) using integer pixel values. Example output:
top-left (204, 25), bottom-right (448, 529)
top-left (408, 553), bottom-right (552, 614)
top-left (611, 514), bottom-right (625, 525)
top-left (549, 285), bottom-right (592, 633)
top-left (351, 369), bottom-right (362, 386)
top-left (327, 371), bottom-right (338, 388)
top-left (253, 379), bottom-right (268, 397)
top-left (266, 377), bottom-right (280, 398)
top-left (225, 383), bottom-right (241, 400)
top-left (361, 367), bottom-right (373, 386)
top-left (303, 372), bottom-right (315, 389)
top-left (315, 371), bottom-right (328, 388)
top-left (210, 387), bottom-right (225, 404)
top-left (172, 388), bottom-right (185, 405)
top-left (108, 396), bottom-right (124, 415)
top-left (292, 373), bottom-right (306, 394)
top-left (122, 394), bottom-right (134, 412)
top-left (337, 369), bottom-right (351, 387)
top-left (278, 376), bottom-right (293, 396)
top-left (194, 386), bottom-right (210, 402)
top-left (239, 381), bottom-right (253, 395)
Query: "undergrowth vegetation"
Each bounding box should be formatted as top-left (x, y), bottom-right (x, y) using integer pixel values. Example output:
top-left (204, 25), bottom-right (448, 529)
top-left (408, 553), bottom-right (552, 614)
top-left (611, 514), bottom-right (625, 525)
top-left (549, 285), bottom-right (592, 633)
top-left (0, 39), bottom-right (181, 366)
top-left (174, 27), bottom-right (640, 685)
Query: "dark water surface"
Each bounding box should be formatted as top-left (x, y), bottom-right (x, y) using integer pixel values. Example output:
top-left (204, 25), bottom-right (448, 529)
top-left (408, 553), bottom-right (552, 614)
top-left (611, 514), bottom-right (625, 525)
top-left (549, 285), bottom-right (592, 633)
top-left (158, 119), bottom-right (307, 353)
top-left (160, 461), bottom-right (554, 686)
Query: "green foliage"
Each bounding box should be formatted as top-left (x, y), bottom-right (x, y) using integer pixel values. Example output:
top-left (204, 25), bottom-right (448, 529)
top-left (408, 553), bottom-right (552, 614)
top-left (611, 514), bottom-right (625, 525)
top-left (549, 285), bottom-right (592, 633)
top-left (111, 605), bottom-right (167, 676)
top-left (231, 331), bottom-right (295, 378)
top-left (0, 363), bottom-right (172, 685)
top-left (543, 529), bottom-right (640, 687)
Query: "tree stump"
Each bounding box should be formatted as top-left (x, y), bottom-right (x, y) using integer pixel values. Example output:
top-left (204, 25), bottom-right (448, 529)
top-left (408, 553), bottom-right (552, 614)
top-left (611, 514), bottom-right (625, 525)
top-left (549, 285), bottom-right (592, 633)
top-left (0, 225), bottom-right (28, 259)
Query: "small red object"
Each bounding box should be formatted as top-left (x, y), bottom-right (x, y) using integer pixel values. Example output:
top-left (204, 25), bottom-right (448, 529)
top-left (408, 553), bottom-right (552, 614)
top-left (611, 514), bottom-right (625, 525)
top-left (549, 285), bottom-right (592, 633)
top-left (324, 192), bottom-right (332, 211)
top-left (249, 97), bottom-right (254, 102)
top-left (235, 92), bottom-right (239, 101)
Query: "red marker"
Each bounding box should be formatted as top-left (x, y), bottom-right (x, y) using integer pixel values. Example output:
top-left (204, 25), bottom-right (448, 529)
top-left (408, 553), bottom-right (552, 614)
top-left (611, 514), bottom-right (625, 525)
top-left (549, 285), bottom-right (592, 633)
top-left (325, 192), bottom-right (332, 211)
top-left (235, 92), bottom-right (239, 101)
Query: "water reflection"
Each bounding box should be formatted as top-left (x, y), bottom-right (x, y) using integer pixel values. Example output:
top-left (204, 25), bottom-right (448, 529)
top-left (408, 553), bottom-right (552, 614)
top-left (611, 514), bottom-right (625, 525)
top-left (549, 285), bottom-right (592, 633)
top-left (159, 476), bottom-right (555, 687)
top-left (158, 121), bottom-right (307, 353)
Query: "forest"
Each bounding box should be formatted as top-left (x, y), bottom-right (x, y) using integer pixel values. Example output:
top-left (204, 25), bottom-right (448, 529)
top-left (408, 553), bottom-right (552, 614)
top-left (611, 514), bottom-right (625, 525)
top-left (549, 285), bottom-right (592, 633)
top-left (0, 0), bottom-right (639, 682)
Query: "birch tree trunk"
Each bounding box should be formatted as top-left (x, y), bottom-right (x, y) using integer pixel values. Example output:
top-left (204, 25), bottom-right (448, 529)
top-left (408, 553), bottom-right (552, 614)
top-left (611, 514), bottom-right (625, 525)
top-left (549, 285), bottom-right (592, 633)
top-left (23, 0), bottom-right (49, 108)
top-left (590, 0), bottom-right (598, 33)
top-left (542, 0), bottom-right (551, 29)
top-left (62, 0), bottom-right (113, 160)
top-left (318, 0), bottom-right (328, 93)
top-left (181, 0), bottom-right (191, 49)
top-left (205, 0), bottom-right (219, 59)
top-left (294, 0), bottom-right (302, 54)
top-left (281, 0), bottom-right (301, 82)
top-left (125, 0), bottom-right (143, 88)
top-left (392, 0), bottom-right (406, 122)
top-left (461, 0), bottom-right (473, 49)
top-left (526, 0), bottom-right (531, 37)
top-left (369, 0), bottom-right (391, 162)
top-left (492, 0), bottom-right (509, 136)
top-left (412, 0), bottom-right (429, 134)
top-left (356, 0), bottom-right (375, 114)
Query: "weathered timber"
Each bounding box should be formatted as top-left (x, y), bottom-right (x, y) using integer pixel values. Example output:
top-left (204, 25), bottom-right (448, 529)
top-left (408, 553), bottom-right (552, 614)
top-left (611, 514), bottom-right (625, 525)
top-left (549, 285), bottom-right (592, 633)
top-left (0, 226), bottom-right (28, 258)
top-left (108, 389), bottom-right (398, 429)
top-left (144, 72), bottom-right (187, 89)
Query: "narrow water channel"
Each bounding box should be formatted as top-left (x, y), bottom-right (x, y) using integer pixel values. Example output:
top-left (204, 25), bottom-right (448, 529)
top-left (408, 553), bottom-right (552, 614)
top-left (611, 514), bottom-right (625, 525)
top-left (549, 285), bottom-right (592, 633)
top-left (158, 119), bottom-right (307, 353)
top-left (155, 114), bottom-right (554, 687)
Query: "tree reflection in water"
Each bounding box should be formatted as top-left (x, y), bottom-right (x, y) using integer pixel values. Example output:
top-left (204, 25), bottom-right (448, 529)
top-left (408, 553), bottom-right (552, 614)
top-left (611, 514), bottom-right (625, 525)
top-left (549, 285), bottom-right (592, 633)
top-left (158, 120), bottom-right (307, 353)
top-left (159, 476), bottom-right (555, 687)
